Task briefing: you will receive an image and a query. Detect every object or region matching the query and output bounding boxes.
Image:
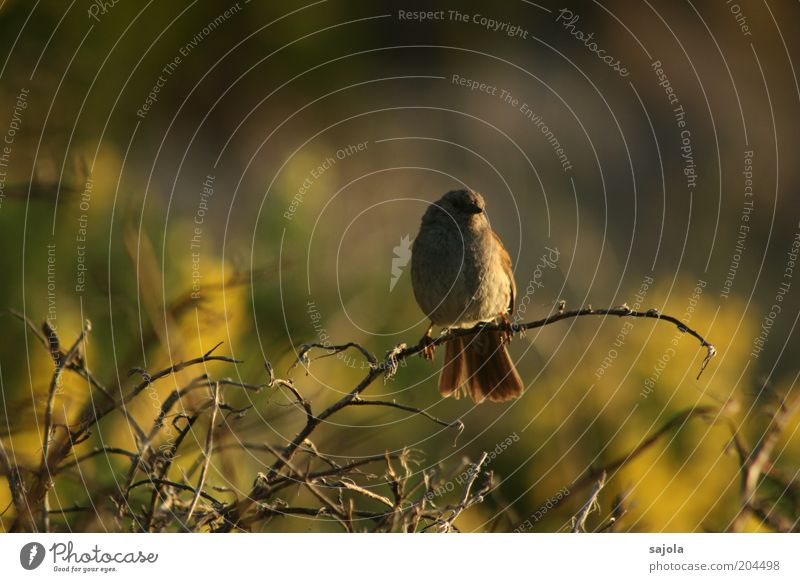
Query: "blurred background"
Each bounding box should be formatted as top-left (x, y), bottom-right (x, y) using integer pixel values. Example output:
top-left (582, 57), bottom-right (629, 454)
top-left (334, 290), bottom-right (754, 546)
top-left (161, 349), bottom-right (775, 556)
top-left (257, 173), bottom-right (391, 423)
top-left (0, 0), bottom-right (798, 532)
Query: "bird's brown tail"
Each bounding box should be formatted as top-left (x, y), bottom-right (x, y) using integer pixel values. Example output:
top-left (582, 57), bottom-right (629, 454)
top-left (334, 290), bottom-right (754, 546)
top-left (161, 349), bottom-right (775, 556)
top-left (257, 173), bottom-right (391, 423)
top-left (438, 328), bottom-right (524, 403)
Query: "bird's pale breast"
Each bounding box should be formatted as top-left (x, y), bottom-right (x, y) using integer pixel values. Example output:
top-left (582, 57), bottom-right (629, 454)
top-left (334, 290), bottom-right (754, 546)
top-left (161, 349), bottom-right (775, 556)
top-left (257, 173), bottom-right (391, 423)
top-left (411, 222), bottom-right (511, 327)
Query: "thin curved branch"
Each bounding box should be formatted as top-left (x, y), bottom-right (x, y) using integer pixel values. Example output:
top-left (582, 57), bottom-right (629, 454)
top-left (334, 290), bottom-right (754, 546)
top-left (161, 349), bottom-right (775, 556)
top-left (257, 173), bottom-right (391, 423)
top-left (349, 397), bottom-right (464, 435)
top-left (185, 382), bottom-right (220, 526)
top-left (397, 305), bottom-right (717, 380)
top-left (129, 478), bottom-right (223, 507)
top-left (58, 447), bottom-right (139, 472)
top-left (292, 342), bottom-right (378, 370)
top-left (81, 342), bottom-right (241, 434)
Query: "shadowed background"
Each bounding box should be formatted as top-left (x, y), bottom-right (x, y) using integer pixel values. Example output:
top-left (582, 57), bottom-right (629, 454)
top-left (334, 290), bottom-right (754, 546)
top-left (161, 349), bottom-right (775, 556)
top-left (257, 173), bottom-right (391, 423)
top-left (0, 0), bottom-right (798, 532)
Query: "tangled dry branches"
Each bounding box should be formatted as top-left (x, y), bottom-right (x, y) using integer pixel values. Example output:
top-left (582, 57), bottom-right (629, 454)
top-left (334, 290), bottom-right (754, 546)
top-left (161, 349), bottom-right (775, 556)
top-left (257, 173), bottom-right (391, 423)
top-left (0, 302), bottom-right (742, 533)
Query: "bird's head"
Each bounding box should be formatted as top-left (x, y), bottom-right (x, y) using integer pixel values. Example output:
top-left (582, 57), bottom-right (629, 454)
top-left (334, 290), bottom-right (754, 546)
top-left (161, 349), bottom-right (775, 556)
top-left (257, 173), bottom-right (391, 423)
top-left (423, 189), bottom-right (487, 228)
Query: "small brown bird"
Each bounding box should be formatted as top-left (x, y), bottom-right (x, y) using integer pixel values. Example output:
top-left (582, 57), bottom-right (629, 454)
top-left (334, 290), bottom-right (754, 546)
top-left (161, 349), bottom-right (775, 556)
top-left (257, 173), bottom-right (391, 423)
top-left (411, 189), bottom-right (524, 403)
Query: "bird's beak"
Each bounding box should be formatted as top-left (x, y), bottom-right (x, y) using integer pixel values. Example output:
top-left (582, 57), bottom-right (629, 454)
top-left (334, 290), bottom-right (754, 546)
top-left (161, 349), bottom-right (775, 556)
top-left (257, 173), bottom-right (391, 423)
top-left (466, 203), bottom-right (483, 214)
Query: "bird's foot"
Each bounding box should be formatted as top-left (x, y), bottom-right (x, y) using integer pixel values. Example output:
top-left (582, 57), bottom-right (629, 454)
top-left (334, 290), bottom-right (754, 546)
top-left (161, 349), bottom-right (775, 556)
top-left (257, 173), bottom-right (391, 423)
top-left (498, 312), bottom-right (516, 343)
top-left (420, 324), bottom-right (436, 360)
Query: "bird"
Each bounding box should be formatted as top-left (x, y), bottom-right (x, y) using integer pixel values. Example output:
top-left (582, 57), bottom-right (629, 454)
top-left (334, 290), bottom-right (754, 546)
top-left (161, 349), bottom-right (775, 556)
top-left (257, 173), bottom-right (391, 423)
top-left (410, 189), bottom-right (524, 403)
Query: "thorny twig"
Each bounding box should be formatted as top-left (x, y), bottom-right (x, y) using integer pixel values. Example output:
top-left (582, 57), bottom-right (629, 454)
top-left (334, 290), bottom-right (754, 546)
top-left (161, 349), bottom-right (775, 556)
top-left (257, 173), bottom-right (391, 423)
top-left (730, 393), bottom-right (800, 532)
top-left (434, 452), bottom-right (490, 532)
top-left (571, 470), bottom-right (606, 533)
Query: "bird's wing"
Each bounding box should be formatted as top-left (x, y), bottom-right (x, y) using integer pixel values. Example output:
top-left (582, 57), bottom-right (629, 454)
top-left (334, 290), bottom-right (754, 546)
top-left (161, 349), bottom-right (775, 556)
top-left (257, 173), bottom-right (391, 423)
top-left (492, 229), bottom-right (516, 315)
